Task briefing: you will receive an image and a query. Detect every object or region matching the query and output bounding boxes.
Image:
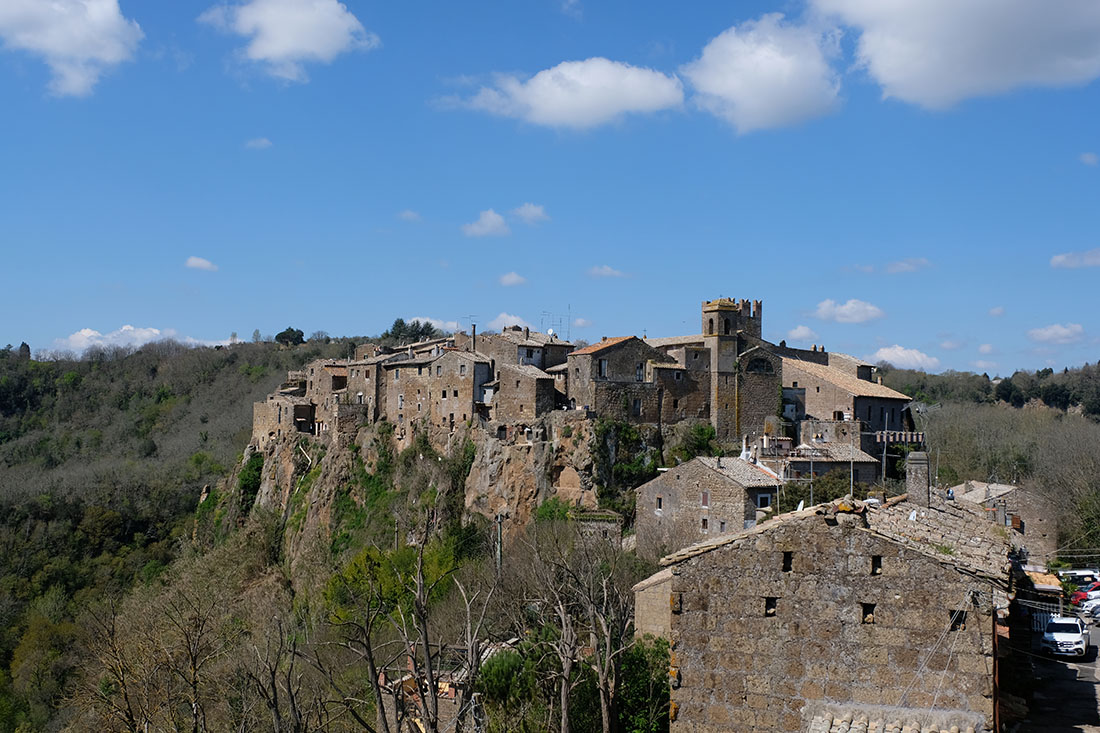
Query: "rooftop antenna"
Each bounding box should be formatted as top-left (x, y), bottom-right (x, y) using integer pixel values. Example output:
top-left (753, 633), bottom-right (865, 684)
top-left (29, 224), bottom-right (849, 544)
top-left (463, 315), bottom-right (478, 333)
top-left (540, 311), bottom-right (552, 331)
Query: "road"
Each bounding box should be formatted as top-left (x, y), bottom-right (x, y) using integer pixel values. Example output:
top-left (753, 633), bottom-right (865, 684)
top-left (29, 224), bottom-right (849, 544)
top-left (1019, 625), bottom-right (1100, 732)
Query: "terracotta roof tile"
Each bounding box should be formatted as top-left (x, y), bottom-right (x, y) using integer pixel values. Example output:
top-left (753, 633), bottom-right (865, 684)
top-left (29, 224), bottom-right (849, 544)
top-left (569, 336), bottom-right (635, 356)
top-left (783, 357), bottom-right (911, 401)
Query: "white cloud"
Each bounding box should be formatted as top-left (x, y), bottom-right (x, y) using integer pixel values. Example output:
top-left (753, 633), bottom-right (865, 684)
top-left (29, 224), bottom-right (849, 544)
top-left (972, 360), bottom-right (998, 370)
top-left (869, 345), bottom-right (940, 370)
top-left (463, 57), bottom-right (683, 129)
top-left (681, 13), bottom-right (840, 133)
top-left (245, 137), bottom-right (272, 149)
top-left (186, 256), bottom-right (218, 271)
top-left (573, 317), bottom-right (592, 328)
top-left (989, 306), bottom-right (1005, 317)
top-left (408, 316), bottom-right (459, 332)
top-left (56, 325), bottom-right (165, 352)
top-left (813, 298), bottom-right (884, 323)
top-left (462, 209), bottom-right (510, 237)
top-left (588, 264), bottom-right (626, 278)
top-left (939, 338), bottom-right (964, 350)
top-left (885, 257), bottom-right (930, 273)
top-left (1082, 152), bottom-right (1099, 166)
top-left (499, 271), bottom-right (526, 286)
top-left (787, 325), bottom-right (818, 341)
top-left (978, 343), bottom-right (994, 354)
top-left (1051, 248), bottom-right (1100, 269)
top-left (488, 312), bottom-right (533, 331)
top-left (0, 0), bottom-right (143, 96)
top-left (397, 209), bottom-right (421, 222)
top-left (812, 0), bottom-right (1100, 108)
top-left (198, 0), bottom-right (378, 82)
top-left (512, 203), bottom-right (549, 224)
top-left (1027, 323), bottom-right (1084, 344)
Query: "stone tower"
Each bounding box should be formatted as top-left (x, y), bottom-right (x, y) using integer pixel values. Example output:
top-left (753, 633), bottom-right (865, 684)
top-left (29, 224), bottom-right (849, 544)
top-left (701, 299), bottom-right (764, 444)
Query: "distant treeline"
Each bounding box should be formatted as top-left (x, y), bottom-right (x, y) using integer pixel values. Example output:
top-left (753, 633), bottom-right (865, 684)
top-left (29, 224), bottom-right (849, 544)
top-left (881, 362), bottom-right (1100, 418)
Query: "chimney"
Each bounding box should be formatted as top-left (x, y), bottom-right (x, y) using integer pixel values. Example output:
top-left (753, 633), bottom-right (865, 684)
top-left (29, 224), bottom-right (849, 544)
top-left (906, 452), bottom-right (931, 507)
top-left (877, 375), bottom-right (883, 385)
top-left (524, 326), bottom-right (530, 340)
top-left (471, 324), bottom-right (476, 353)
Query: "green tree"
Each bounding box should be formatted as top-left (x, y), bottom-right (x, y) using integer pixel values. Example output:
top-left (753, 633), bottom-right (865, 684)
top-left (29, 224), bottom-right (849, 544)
top-left (274, 327), bottom-right (304, 347)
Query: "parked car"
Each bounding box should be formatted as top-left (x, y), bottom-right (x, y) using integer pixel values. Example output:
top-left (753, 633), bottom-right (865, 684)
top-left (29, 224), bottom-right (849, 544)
top-left (1040, 616), bottom-right (1091, 657)
top-left (1071, 582), bottom-right (1100, 604)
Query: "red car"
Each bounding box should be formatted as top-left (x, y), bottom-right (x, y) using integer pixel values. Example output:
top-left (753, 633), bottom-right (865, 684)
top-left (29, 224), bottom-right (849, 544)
top-left (1071, 581), bottom-right (1100, 604)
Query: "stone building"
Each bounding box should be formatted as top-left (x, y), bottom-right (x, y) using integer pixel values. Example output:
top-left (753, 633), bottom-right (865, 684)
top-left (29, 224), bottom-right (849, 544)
top-left (634, 455), bottom-right (1013, 732)
top-left (565, 336), bottom-right (672, 420)
top-left (455, 325), bottom-right (573, 371)
top-left (484, 363), bottom-right (557, 423)
top-left (772, 441), bottom-right (881, 485)
top-left (951, 480), bottom-right (1057, 560)
top-left (634, 456), bottom-right (781, 560)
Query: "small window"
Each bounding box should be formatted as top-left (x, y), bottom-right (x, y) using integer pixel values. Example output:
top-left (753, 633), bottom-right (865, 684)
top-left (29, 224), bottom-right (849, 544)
top-left (719, 520), bottom-right (726, 532)
top-left (526, 348), bottom-right (533, 358)
top-left (792, 381), bottom-right (798, 388)
top-left (701, 517), bottom-right (708, 532)
top-left (949, 610), bottom-right (967, 631)
top-left (693, 352), bottom-right (698, 360)
top-left (861, 603), bottom-right (876, 624)
top-left (656, 496), bottom-right (663, 511)
top-left (816, 386), bottom-right (820, 393)
top-left (394, 369), bottom-right (400, 381)
top-left (442, 391), bottom-right (447, 400)
top-left (871, 556), bottom-right (883, 576)
top-left (756, 493), bottom-right (772, 509)
top-left (516, 380), bottom-right (521, 388)
top-left (453, 389), bottom-right (458, 397)
top-left (632, 398), bottom-right (642, 416)
top-left (460, 364), bottom-right (467, 376)
top-left (598, 359), bottom-right (608, 378)
top-left (636, 363), bottom-right (643, 382)
top-left (782, 551), bottom-right (793, 572)
top-left (701, 491), bottom-right (709, 508)
top-left (675, 372), bottom-right (682, 381)
top-left (673, 398), bottom-right (679, 409)
top-left (436, 365), bottom-right (442, 376)
top-left (418, 366), bottom-right (423, 376)
top-left (398, 395), bottom-right (404, 408)
top-left (765, 597), bottom-right (778, 617)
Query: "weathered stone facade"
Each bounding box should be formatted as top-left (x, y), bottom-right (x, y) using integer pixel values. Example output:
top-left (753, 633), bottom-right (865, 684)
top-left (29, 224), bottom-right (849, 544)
top-left (635, 456), bottom-right (781, 560)
top-left (638, 495), bottom-right (1011, 732)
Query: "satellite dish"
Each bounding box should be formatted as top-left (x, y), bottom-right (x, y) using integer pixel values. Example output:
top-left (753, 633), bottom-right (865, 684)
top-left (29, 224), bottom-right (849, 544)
top-left (796, 500), bottom-right (805, 512)
top-left (547, 328), bottom-right (554, 336)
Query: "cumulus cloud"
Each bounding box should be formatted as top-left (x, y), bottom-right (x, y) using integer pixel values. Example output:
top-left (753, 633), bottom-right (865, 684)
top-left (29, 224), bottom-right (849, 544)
top-left (488, 312), bottom-right (533, 331)
top-left (0, 0), bottom-right (143, 96)
top-left (588, 264), bottom-right (626, 278)
top-left (869, 345), bottom-right (940, 370)
top-left (408, 316), bottom-right (459, 332)
top-left (1051, 248), bottom-right (1100, 269)
top-left (1082, 152), bottom-right (1099, 166)
top-left (886, 257), bottom-right (930, 273)
top-left (53, 325), bottom-right (232, 352)
top-left (1027, 323), bottom-right (1084, 344)
top-left (198, 0), bottom-right (378, 82)
top-left (397, 209), bottom-right (420, 222)
top-left (978, 343), bottom-right (994, 354)
top-left (813, 298), bottom-right (884, 323)
top-left (245, 137), bottom-right (272, 149)
top-left (462, 209), bottom-right (510, 237)
top-left (512, 203), bottom-right (549, 224)
top-left (681, 14), bottom-right (840, 133)
top-left (787, 325), bottom-right (818, 341)
top-left (463, 57), bottom-right (683, 129)
top-left (499, 271), bottom-right (526, 286)
top-left (186, 256), bottom-right (218, 271)
top-left (573, 317), bottom-right (592, 328)
top-left (811, 0), bottom-right (1100, 108)
top-left (989, 306), bottom-right (1005, 317)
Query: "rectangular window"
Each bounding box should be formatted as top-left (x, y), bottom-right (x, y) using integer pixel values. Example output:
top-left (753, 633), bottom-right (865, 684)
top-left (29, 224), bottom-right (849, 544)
top-left (636, 363), bottom-right (643, 382)
top-left (861, 603), bottom-right (876, 624)
top-left (398, 395), bottom-right (404, 408)
top-left (871, 556), bottom-right (883, 576)
top-left (756, 493), bottom-right (772, 509)
top-left (526, 348), bottom-right (533, 358)
top-left (949, 610), bottom-right (967, 631)
top-left (516, 380), bottom-right (521, 388)
top-left (442, 391), bottom-right (447, 400)
top-left (460, 364), bottom-right (467, 376)
top-left (453, 389), bottom-right (458, 397)
top-left (632, 398), bottom-right (642, 416)
top-left (782, 551), bottom-right (793, 572)
top-left (598, 359), bottom-right (608, 378)
top-left (656, 495), bottom-right (663, 511)
top-left (436, 365), bottom-right (442, 376)
top-left (675, 372), bottom-right (682, 381)
top-left (719, 520), bottom-right (726, 532)
top-left (765, 597), bottom-right (778, 617)
top-left (701, 517), bottom-right (708, 532)
top-left (394, 369), bottom-right (400, 381)
top-left (418, 366), bottom-right (423, 376)
top-left (673, 398), bottom-right (679, 409)
top-left (701, 491), bottom-right (709, 508)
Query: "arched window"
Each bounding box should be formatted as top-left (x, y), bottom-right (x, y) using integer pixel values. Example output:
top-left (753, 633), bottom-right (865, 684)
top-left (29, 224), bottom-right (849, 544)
top-left (708, 318), bottom-right (714, 335)
top-left (724, 318), bottom-right (731, 335)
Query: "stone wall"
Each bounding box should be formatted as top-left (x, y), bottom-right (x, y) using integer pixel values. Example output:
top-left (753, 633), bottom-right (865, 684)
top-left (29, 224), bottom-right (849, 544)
top-left (667, 513), bottom-right (997, 732)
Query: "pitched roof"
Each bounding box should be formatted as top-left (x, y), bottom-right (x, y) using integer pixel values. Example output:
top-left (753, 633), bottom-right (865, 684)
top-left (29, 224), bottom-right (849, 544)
top-left (644, 334), bottom-right (705, 348)
top-left (660, 495), bottom-right (1010, 585)
top-left (499, 363), bottom-right (553, 380)
top-left (696, 456), bottom-right (782, 487)
top-left (806, 708), bottom-right (980, 733)
top-left (569, 336), bottom-right (635, 356)
top-left (783, 356), bottom-right (911, 401)
top-left (788, 442), bottom-right (879, 464)
top-left (545, 363), bottom-right (568, 373)
top-left (497, 327), bottom-right (573, 347)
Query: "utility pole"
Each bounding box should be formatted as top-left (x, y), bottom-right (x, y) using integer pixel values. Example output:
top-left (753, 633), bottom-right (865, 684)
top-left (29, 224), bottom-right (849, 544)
top-left (495, 513), bottom-right (503, 576)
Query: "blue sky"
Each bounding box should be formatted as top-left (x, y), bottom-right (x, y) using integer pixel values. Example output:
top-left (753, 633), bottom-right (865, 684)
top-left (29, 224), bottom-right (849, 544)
top-left (2, 0), bottom-right (1099, 375)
